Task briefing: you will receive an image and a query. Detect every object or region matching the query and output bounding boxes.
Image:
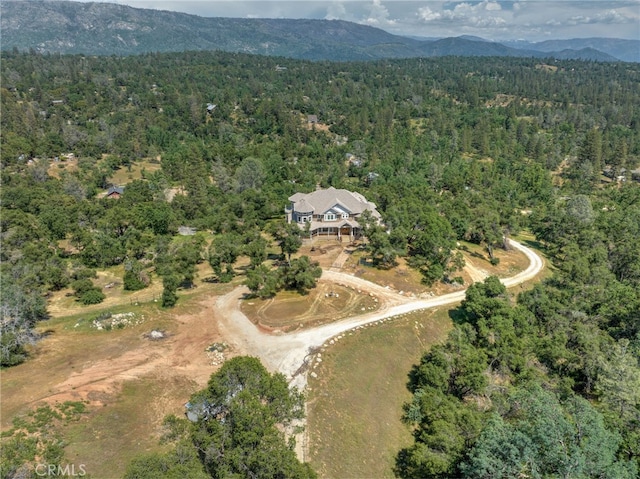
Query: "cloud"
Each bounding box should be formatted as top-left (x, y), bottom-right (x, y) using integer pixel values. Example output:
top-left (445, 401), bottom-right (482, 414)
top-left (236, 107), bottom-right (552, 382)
top-left (417, 6), bottom-right (441, 22)
top-left (417, 1), bottom-right (507, 28)
top-left (362, 0), bottom-right (396, 26)
top-left (325, 1), bottom-right (347, 20)
top-left (410, 0), bottom-right (640, 39)
top-left (567, 9), bottom-right (637, 25)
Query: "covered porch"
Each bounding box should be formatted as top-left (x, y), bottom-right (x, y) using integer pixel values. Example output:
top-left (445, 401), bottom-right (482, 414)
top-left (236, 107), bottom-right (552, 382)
top-left (307, 220), bottom-right (361, 242)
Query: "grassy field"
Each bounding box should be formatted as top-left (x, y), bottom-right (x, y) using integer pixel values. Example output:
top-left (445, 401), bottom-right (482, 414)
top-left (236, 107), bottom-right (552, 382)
top-left (63, 377), bottom-right (186, 476)
top-left (307, 307), bottom-right (453, 479)
top-left (108, 158), bottom-right (162, 186)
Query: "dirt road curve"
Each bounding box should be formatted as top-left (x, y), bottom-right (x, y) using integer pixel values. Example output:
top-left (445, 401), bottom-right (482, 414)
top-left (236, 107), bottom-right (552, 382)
top-left (216, 239), bottom-right (544, 389)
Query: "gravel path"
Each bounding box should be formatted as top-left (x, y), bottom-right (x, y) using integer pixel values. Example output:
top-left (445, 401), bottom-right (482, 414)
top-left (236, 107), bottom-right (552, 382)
top-left (215, 239), bottom-right (544, 389)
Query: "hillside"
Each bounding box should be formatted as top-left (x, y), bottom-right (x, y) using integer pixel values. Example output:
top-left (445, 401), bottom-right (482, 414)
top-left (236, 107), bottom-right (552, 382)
top-left (0, 1), bottom-right (630, 62)
top-left (0, 0), bottom-right (421, 60)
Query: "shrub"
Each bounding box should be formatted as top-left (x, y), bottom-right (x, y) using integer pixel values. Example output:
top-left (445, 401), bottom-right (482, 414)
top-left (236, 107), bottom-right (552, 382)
top-left (72, 268), bottom-right (97, 281)
top-left (123, 269), bottom-right (147, 291)
top-left (79, 289), bottom-right (105, 305)
top-left (71, 279), bottom-right (95, 297)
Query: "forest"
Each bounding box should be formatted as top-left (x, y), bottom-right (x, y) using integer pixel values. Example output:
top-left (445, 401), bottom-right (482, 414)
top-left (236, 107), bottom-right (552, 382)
top-left (1, 49), bottom-right (639, 477)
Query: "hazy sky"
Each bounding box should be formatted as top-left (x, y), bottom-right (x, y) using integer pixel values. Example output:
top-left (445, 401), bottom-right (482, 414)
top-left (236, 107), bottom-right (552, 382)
top-left (76, 1), bottom-right (639, 41)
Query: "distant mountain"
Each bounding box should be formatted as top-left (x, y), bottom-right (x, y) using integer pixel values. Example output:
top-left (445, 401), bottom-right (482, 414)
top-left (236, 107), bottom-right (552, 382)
top-left (0, 1), bottom-right (423, 60)
top-left (503, 38), bottom-right (640, 63)
top-left (0, 1), bottom-right (630, 62)
top-left (416, 37), bottom-right (618, 62)
top-left (458, 35), bottom-right (491, 43)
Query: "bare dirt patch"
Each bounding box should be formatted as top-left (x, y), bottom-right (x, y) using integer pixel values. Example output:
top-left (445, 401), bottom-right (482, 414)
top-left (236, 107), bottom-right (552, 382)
top-left (298, 240), bottom-right (345, 269)
top-left (2, 238), bottom-right (543, 478)
top-left (47, 155), bottom-right (79, 179)
top-left (1, 282), bottom-right (234, 478)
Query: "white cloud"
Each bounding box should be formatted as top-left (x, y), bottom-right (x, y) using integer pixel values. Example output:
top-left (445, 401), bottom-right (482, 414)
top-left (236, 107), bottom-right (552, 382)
top-left (325, 1), bottom-right (347, 20)
top-left (417, 6), bottom-right (442, 22)
top-left (585, 9), bottom-right (635, 24)
top-left (410, 0), bottom-right (639, 39)
top-left (363, 0), bottom-right (396, 26)
top-left (416, 1), bottom-right (507, 28)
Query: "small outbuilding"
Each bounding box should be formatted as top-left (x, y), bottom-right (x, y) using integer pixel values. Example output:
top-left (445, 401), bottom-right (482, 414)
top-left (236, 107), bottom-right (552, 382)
top-left (106, 186), bottom-right (124, 199)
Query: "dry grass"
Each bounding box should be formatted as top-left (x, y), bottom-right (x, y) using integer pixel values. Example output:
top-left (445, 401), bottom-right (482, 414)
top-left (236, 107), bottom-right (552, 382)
top-left (345, 252), bottom-right (430, 295)
top-left (47, 156), bottom-right (79, 179)
top-left (458, 240), bottom-right (530, 278)
top-left (241, 283), bottom-right (379, 332)
top-left (341, 240), bottom-right (529, 296)
top-left (1, 231), bottom-right (546, 478)
top-left (108, 159), bottom-right (162, 186)
top-left (63, 377), bottom-right (192, 477)
top-left (47, 261), bottom-right (214, 318)
top-left (1, 274), bottom-right (235, 478)
top-left (307, 308), bottom-right (453, 479)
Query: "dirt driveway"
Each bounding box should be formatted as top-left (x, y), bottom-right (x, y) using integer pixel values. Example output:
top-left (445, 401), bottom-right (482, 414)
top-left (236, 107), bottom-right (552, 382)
top-left (215, 239), bottom-right (543, 390)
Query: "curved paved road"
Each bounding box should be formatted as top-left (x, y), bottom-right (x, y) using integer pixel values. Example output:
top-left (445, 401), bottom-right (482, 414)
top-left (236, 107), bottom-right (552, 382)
top-left (216, 239), bottom-right (544, 388)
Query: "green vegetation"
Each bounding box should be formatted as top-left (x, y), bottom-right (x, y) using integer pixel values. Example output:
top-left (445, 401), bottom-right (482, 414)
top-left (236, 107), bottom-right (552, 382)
top-left (397, 186), bottom-right (640, 477)
top-left (1, 46), bottom-right (639, 478)
top-left (0, 401), bottom-right (87, 478)
top-left (308, 308), bottom-right (454, 478)
top-left (3, 50), bottom-right (637, 367)
top-left (125, 357), bottom-right (316, 479)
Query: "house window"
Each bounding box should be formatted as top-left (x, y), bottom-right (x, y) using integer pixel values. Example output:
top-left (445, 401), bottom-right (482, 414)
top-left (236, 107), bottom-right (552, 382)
top-left (325, 213), bottom-right (336, 221)
top-left (342, 213), bottom-right (349, 219)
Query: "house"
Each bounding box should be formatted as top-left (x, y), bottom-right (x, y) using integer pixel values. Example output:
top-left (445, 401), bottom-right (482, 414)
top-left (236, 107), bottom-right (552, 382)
top-left (307, 114), bottom-right (318, 124)
top-left (285, 187), bottom-right (381, 241)
top-left (106, 186), bottom-right (124, 199)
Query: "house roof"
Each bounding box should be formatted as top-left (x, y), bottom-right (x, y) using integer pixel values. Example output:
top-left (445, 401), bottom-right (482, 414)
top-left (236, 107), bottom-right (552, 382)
top-left (288, 187), bottom-right (380, 218)
top-left (107, 186), bottom-right (124, 196)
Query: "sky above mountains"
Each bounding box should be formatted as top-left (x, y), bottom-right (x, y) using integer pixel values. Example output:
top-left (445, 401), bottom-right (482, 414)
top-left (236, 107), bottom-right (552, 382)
top-left (73, 0), bottom-right (640, 41)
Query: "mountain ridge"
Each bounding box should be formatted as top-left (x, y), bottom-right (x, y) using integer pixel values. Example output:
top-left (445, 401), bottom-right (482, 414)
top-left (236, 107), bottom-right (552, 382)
top-left (1, 1), bottom-right (636, 62)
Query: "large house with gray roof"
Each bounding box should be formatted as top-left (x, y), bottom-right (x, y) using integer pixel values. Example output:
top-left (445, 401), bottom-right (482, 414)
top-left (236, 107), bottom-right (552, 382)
top-left (285, 187), bottom-right (381, 241)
